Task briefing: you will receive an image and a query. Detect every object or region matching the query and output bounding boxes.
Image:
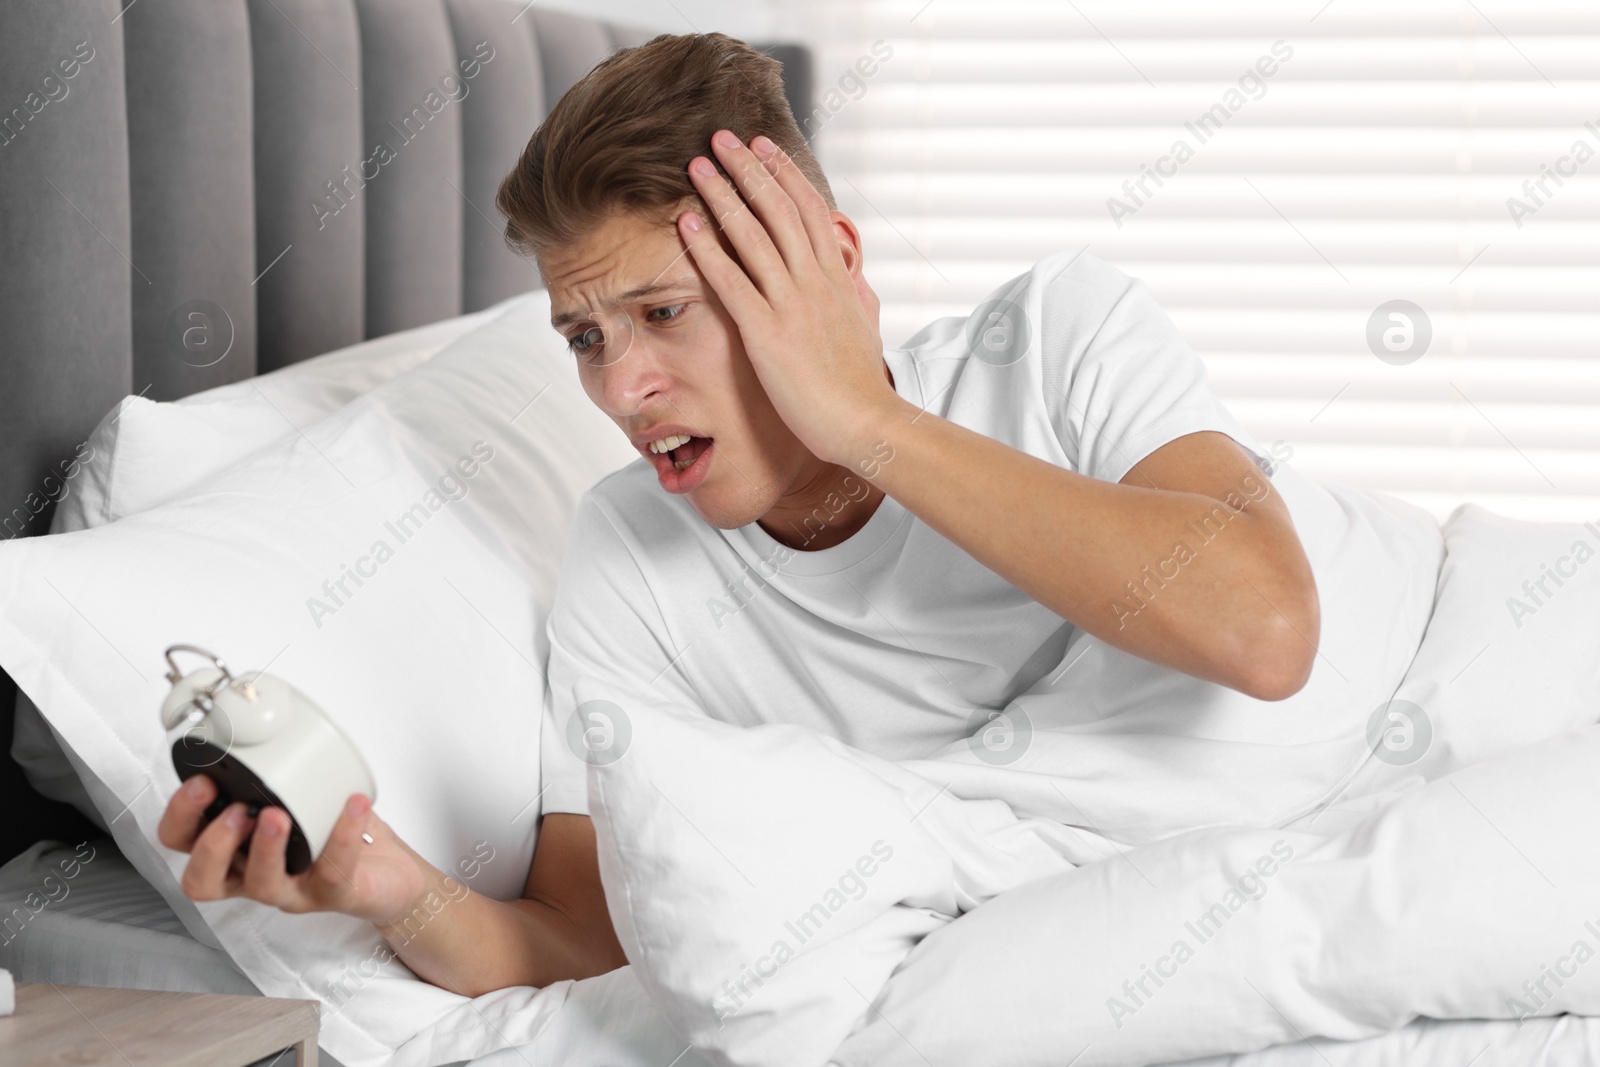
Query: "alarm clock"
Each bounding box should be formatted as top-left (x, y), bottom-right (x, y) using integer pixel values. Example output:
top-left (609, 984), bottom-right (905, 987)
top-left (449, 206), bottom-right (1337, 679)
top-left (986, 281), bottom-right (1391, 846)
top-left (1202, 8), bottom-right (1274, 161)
top-left (159, 645), bottom-right (376, 874)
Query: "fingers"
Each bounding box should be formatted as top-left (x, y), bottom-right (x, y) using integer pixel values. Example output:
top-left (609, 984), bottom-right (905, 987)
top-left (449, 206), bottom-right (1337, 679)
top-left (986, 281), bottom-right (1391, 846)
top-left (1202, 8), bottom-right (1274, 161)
top-left (711, 129), bottom-right (817, 278)
top-left (687, 152), bottom-right (785, 299)
top-left (158, 775), bottom-right (216, 853)
top-left (240, 806), bottom-right (299, 909)
top-left (307, 795), bottom-right (372, 904)
top-left (677, 203), bottom-right (767, 328)
top-left (166, 786), bottom-right (391, 918)
top-left (748, 135), bottom-right (848, 277)
top-left (180, 801), bottom-right (254, 901)
top-left (690, 130), bottom-right (799, 292)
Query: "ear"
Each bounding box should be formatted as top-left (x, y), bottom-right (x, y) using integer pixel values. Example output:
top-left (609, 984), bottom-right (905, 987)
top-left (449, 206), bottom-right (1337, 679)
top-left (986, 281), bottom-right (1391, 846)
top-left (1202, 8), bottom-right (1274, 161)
top-left (829, 210), bottom-right (880, 332)
top-left (830, 209), bottom-right (864, 279)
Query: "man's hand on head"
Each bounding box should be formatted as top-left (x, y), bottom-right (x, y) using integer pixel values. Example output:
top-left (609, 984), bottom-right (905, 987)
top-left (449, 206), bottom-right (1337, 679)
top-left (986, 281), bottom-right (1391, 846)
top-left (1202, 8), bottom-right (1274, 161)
top-left (676, 130), bottom-right (906, 471)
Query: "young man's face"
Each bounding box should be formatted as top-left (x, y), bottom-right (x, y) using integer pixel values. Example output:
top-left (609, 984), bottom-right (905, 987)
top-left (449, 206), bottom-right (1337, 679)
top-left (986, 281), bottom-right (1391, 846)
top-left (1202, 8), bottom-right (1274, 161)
top-left (540, 204), bottom-right (860, 532)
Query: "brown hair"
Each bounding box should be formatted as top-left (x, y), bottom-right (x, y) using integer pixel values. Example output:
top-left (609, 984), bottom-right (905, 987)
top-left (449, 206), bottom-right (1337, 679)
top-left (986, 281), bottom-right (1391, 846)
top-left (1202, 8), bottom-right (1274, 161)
top-left (496, 32), bottom-right (835, 260)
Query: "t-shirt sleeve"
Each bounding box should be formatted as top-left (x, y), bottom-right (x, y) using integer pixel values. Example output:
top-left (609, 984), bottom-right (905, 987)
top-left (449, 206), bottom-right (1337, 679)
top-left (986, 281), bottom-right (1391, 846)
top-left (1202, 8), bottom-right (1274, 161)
top-left (1036, 253), bottom-right (1268, 484)
top-left (539, 490), bottom-right (697, 818)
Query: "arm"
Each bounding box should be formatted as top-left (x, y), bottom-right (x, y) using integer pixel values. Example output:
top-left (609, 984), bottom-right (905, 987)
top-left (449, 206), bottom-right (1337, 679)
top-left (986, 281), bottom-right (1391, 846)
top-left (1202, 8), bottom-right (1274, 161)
top-left (675, 129), bottom-right (1318, 701)
top-left (159, 779), bottom-right (624, 998)
top-left (857, 419), bottom-right (1318, 701)
top-left (375, 813), bottom-right (625, 996)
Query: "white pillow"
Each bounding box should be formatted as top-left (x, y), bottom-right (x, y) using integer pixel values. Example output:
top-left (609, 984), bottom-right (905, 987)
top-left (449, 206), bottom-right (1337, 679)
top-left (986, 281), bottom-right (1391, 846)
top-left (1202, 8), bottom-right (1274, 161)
top-left (51, 296), bottom-right (519, 534)
top-left (1388, 503), bottom-right (1600, 778)
top-left (0, 289), bottom-right (639, 1067)
top-left (17, 296), bottom-right (527, 828)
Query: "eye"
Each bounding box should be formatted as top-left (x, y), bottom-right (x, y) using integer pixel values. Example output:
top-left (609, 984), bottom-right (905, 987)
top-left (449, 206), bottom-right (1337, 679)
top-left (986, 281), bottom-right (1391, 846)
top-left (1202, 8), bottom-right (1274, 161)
top-left (567, 326), bottom-right (605, 360)
top-left (645, 303), bottom-right (686, 324)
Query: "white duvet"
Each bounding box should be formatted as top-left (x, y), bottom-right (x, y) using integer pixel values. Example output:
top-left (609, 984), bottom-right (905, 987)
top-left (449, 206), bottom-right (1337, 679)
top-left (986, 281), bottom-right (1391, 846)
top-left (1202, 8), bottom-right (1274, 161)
top-left (573, 502), bottom-right (1600, 1067)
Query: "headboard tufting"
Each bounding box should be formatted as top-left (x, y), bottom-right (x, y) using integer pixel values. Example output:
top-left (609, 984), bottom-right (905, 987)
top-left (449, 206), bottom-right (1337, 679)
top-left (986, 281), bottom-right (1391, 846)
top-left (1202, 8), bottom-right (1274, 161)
top-left (0, 0), bottom-right (812, 865)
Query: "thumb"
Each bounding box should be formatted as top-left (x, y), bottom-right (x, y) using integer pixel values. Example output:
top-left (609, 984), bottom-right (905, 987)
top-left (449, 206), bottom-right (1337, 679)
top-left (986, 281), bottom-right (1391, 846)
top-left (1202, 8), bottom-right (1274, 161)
top-left (307, 794), bottom-right (372, 904)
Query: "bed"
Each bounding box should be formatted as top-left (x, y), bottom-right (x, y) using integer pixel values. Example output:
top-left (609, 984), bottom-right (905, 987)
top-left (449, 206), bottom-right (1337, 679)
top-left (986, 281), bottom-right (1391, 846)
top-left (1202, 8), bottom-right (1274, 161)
top-left (0, 2), bottom-right (810, 1063)
top-left (0, 0), bottom-right (811, 885)
top-left (3, 3), bottom-right (1599, 1067)
top-left (6, 833), bottom-right (1600, 1067)
top-left (0, 0), bottom-right (803, 858)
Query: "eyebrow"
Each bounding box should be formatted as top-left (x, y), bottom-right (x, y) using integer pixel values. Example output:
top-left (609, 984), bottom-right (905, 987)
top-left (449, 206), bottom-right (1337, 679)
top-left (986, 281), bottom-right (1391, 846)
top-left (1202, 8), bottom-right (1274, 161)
top-left (550, 277), bottom-right (697, 329)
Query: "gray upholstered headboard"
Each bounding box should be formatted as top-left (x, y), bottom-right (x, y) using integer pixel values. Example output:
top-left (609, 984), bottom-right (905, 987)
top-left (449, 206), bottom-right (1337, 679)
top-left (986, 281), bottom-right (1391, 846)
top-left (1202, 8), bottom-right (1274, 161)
top-left (0, 0), bottom-right (812, 864)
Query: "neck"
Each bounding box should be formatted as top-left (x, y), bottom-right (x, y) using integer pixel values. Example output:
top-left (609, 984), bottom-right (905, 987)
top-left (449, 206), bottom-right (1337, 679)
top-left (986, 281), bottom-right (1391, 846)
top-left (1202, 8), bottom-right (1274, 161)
top-left (758, 463), bottom-right (886, 551)
top-left (756, 356), bottom-right (895, 551)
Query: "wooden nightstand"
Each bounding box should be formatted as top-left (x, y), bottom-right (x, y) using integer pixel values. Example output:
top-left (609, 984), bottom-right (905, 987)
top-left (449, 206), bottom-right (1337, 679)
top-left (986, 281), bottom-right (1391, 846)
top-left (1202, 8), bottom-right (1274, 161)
top-left (0, 982), bottom-right (319, 1066)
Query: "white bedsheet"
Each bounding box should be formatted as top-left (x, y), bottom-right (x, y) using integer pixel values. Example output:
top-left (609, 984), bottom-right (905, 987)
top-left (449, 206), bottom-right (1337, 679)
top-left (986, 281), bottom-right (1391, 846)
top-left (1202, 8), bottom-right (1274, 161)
top-left (584, 703), bottom-right (1600, 1067)
top-left (463, 977), bottom-right (1600, 1067)
top-left (5, 838), bottom-right (1600, 1067)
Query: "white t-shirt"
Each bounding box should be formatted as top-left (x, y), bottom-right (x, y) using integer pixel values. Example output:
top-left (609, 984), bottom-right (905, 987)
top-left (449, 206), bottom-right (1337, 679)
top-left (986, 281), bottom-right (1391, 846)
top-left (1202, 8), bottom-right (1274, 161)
top-left (538, 250), bottom-right (1444, 840)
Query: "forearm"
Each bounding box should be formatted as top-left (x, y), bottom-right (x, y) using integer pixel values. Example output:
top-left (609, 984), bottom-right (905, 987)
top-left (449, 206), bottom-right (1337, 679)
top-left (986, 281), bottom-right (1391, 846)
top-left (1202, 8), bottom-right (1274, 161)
top-left (376, 849), bottom-right (625, 997)
top-left (854, 397), bottom-right (1316, 696)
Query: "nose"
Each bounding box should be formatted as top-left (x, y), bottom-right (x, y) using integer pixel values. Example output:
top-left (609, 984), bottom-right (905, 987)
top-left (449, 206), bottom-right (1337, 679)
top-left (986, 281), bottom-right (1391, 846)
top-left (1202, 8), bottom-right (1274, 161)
top-left (591, 323), bottom-right (667, 418)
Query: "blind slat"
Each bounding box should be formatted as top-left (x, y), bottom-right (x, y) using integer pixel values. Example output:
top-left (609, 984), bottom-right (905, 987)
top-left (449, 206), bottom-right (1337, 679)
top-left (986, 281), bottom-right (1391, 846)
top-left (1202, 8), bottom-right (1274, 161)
top-left (807, 1), bottom-right (1600, 521)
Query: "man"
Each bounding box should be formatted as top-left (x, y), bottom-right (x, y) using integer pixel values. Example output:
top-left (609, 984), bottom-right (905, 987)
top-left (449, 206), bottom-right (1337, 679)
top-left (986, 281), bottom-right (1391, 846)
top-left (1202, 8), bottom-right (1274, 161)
top-left (158, 31), bottom-right (1437, 1001)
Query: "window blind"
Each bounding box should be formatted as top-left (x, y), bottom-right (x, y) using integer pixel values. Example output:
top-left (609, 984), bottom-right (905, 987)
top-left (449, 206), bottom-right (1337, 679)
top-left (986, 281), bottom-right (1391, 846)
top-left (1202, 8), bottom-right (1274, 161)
top-left (787, 0), bottom-right (1600, 522)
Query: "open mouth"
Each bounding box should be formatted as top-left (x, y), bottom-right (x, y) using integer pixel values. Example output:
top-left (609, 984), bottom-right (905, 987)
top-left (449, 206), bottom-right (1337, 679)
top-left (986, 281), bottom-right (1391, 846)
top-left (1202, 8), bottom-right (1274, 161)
top-left (668, 436), bottom-right (712, 471)
top-left (643, 434), bottom-right (715, 493)
top-left (646, 433), bottom-right (712, 468)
